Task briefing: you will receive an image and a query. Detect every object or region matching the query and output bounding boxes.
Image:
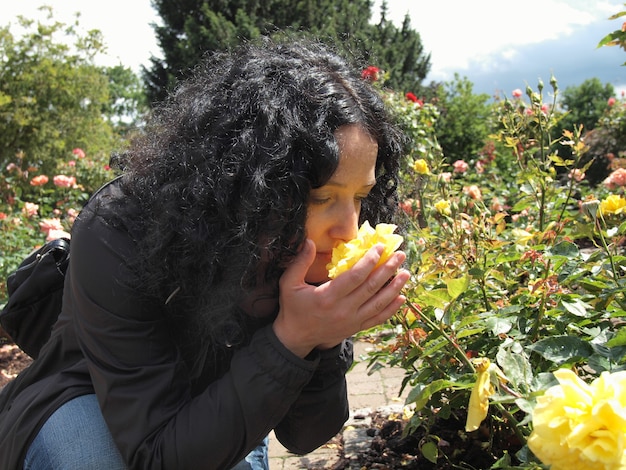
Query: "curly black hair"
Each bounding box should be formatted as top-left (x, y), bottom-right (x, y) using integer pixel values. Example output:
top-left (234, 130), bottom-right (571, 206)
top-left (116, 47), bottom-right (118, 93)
top-left (114, 38), bottom-right (405, 374)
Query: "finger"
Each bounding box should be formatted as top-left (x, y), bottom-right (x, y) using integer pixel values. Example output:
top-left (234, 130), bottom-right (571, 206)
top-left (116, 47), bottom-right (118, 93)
top-left (329, 244), bottom-right (385, 295)
top-left (360, 269), bottom-right (410, 330)
top-left (355, 250), bottom-right (407, 299)
top-left (279, 239), bottom-right (316, 289)
top-left (360, 293), bottom-right (407, 330)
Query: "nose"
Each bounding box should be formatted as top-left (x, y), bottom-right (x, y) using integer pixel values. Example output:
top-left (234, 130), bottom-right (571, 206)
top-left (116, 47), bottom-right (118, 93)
top-left (329, 203), bottom-right (359, 243)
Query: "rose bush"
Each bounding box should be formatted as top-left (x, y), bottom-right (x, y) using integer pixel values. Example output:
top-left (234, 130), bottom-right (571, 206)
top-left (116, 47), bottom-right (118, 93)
top-left (359, 71), bottom-right (626, 468)
top-left (1, 147), bottom-right (117, 303)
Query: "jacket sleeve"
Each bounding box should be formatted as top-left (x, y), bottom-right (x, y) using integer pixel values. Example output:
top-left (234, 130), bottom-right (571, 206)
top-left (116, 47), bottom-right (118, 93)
top-left (274, 339), bottom-right (353, 454)
top-left (69, 209), bottom-right (344, 470)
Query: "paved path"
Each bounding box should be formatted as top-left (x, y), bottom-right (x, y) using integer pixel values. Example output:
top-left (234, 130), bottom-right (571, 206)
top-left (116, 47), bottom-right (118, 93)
top-left (268, 339), bottom-right (409, 469)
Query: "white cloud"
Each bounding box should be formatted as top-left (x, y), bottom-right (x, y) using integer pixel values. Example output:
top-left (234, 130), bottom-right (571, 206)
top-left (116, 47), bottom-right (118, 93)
top-left (3, 0), bottom-right (625, 94)
top-left (2, 0), bottom-right (161, 71)
top-left (375, 0), bottom-right (624, 79)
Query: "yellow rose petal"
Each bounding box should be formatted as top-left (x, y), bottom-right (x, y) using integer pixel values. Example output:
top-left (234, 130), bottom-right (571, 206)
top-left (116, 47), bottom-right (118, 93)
top-left (465, 358), bottom-right (494, 432)
top-left (528, 369), bottom-right (626, 470)
top-left (412, 159), bottom-right (430, 175)
top-left (326, 221), bottom-right (403, 279)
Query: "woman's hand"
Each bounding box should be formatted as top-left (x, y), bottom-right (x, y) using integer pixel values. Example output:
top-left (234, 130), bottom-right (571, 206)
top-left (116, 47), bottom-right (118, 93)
top-left (272, 239), bottom-right (410, 358)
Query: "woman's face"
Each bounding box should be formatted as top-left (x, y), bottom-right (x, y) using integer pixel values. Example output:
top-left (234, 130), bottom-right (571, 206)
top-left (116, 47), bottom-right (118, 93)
top-left (304, 124), bottom-right (378, 284)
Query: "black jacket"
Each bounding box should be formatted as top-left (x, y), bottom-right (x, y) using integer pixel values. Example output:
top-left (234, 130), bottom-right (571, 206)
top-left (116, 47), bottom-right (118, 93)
top-left (0, 178), bottom-right (352, 469)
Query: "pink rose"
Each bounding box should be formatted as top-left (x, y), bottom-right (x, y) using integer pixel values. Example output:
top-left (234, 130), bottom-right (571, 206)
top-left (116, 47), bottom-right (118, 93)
top-left (46, 229), bottom-right (71, 241)
top-left (53, 174), bottom-right (77, 188)
top-left (603, 168), bottom-right (626, 189)
top-left (608, 97), bottom-right (616, 107)
top-left (464, 185), bottom-right (482, 201)
top-left (439, 172), bottom-right (452, 183)
top-left (72, 148), bottom-right (86, 159)
top-left (491, 197), bottom-right (504, 212)
top-left (453, 160), bottom-right (469, 173)
top-left (568, 168), bottom-right (585, 182)
top-left (512, 89), bottom-right (523, 98)
top-left (39, 218), bottom-right (64, 235)
top-left (22, 202), bottom-right (39, 218)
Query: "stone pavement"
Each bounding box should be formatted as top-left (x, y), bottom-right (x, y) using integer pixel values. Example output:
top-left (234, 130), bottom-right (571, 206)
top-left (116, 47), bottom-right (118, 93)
top-left (268, 339), bottom-right (410, 469)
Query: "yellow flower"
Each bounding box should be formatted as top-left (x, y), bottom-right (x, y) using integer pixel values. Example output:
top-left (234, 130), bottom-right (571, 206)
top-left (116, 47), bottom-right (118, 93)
top-left (466, 358), bottom-right (494, 432)
top-left (528, 369), bottom-right (626, 470)
top-left (326, 221), bottom-right (403, 279)
top-left (434, 199), bottom-right (451, 216)
top-left (412, 159), bottom-right (430, 175)
top-left (465, 358), bottom-right (508, 432)
top-left (600, 194), bottom-right (626, 216)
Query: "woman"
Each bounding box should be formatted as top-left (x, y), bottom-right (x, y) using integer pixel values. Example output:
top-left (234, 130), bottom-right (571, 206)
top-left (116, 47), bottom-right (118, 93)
top-left (0, 38), bottom-right (410, 469)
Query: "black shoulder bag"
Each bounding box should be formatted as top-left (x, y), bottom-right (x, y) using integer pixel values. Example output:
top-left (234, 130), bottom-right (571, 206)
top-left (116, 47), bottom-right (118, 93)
top-left (0, 237), bottom-right (70, 358)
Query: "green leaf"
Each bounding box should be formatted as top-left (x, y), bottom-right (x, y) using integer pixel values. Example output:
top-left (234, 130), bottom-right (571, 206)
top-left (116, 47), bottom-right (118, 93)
top-left (547, 241), bottom-right (579, 258)
top-left (496, 346), bottom-right (533, 392)
top-left (420, 440), bottom-right (438, 464)
top-left (560, 298), bottom-right (590, 317)
top-left (491, 451), bottom-right (512, 468)
top-left (406, 379), bottom-right (467, 410)
top-left (527, 336), bottom-right (593, 365)
top-left (607, 328), bottom-right (626, 347)
top-left (445, 274), bottom-right (469, 300)
top-left (414, 288), bottom-right (451, 309)
top-left (578, 278), bottom-right (611, 294)
top-left (485, 316), bottom-right (513, 335)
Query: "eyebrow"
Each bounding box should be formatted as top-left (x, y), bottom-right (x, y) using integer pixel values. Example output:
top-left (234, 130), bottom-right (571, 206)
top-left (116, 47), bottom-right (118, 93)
top-left (322, 180), bottom-right (377, 190)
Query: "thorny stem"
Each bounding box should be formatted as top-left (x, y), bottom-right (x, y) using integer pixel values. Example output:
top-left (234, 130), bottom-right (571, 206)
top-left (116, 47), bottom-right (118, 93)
top-left (478, 254), bottom-right (491, 312)
top-left (493, 403), bottom-right (529, 442)
top-left (530, 259), bottom-right (552, 342)
top-left (596, 216), bottom-right (620, 287)
top-left (403, 296), bottom-right (475, 372)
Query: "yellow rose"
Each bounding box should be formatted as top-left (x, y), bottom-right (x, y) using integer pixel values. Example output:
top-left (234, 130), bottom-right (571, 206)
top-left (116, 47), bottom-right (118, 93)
top-left (434, 199), bottom-right (451, 216)
top-left (412, 159), bottom-right (430, 175)
top-left (528, 369), bottom-right (626, 470)
top-left (600, 194), bottom-right (626, 216)
top-left (465, 358), bottom-right (508, 432)
top-left (465, 358), bottom-right (494, 432)
top-left (326, 221), bottom-right (403, 279)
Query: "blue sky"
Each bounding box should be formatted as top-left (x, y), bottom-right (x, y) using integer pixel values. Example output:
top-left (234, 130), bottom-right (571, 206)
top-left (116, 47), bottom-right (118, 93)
top-left (4, 0), bottom-right (626, 98)
top-left (377, 0), bottom-right (626, 98)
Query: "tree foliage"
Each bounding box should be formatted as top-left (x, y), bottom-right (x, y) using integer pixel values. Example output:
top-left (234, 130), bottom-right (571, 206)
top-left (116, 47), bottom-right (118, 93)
top-left (143, 0), bottom-right (431, 103)
top-left (434, 74), bottom-right (492, 165)
top-left (558, 77), bottom-right (615, 134)
top-left (0, 7), bottom-right (145, 177)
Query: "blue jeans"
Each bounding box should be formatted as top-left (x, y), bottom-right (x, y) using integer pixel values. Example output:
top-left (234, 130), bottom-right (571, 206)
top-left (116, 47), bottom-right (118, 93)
top-left (24, 394), bottom-right (269, 470)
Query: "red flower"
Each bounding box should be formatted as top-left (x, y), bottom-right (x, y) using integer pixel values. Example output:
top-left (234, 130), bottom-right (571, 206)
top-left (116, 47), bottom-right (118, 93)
top-left (0, 212), bottom-right (7, 220)
top-left (608, 97), bottom-right (616, 107)
top-left (361, 66), bottom-right (380, 81)
top-left (405, 92), bottom-right (423, 106)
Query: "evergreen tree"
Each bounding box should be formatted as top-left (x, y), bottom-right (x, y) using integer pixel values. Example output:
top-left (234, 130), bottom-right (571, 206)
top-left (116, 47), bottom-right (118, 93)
top-left (144, 0), bottom-right (430, 103)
